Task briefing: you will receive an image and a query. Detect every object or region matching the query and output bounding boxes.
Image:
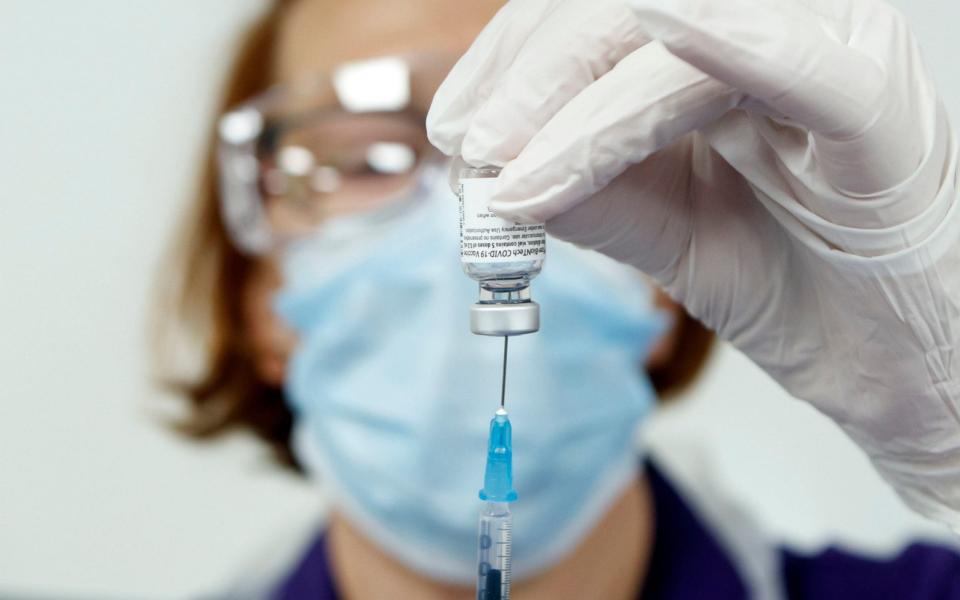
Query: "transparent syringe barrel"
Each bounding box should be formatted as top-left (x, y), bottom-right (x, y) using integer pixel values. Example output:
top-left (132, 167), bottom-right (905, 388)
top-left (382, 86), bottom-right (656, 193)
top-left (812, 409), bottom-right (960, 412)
top-left (459, 167), bottom-right (545, 293)
top-left (477, 501), bottom-right (512, 600)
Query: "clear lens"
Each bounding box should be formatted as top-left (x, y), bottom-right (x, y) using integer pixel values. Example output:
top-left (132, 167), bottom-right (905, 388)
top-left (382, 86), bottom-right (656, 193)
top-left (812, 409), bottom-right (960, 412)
top-left (217, 55), bottom-right (452, 254)
top-left (258, 113), bottom-right (429, 242)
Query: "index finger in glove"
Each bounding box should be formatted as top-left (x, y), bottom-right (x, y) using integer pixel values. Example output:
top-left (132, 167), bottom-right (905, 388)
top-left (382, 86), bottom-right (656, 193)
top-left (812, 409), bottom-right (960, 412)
top-left (457, 0), bottom-right (650, 166)
top-left (427, 0), bottom-right (650, 166)
top-left (425, 0), bottom-right (562, 158)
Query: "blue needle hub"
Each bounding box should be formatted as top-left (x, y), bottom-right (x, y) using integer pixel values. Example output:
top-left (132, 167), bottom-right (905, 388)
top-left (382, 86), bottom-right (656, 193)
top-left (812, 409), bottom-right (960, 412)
top-left (479, 408), bottom-right (518, 502)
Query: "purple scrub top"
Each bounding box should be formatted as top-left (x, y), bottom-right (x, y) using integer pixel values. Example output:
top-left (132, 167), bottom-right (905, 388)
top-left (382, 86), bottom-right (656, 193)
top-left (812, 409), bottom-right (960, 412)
top-left (271, 462), bottom-right (960, 599)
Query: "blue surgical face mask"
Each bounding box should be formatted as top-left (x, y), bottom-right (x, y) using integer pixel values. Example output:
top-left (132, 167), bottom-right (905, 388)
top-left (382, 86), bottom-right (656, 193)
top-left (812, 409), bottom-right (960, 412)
top-left (275, 166), bottom-right (669, 584)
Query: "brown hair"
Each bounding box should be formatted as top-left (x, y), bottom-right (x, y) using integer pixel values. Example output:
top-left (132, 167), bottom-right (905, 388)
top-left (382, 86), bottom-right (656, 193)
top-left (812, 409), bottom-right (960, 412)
top-left (154, 1), bottom-right (713, 472)
top-left (154, 3), bottom-right (298, 468)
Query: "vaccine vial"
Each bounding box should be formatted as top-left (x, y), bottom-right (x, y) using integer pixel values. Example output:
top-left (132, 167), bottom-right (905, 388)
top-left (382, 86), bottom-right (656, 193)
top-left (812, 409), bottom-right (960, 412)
top-left (458, 166), bottom-right (545, 336)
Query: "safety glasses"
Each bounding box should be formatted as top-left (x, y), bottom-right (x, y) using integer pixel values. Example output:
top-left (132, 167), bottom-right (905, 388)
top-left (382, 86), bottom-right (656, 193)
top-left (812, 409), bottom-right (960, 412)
top-left (217, 55), bottom-right (451, 254)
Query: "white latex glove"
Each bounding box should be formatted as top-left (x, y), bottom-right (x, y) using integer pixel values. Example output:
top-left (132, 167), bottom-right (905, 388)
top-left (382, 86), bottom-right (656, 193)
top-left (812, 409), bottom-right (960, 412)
top-left (427, 0), bottom-right (960, 528)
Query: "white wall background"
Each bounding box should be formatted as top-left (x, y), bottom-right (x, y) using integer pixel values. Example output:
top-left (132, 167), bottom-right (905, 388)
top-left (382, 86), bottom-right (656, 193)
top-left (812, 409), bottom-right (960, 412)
top-left (1, 1), bottom-right (958, 597)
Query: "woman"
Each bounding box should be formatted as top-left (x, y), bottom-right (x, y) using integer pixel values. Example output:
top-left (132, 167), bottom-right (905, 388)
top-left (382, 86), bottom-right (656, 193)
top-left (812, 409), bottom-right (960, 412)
top-left (157, 1), bottom-right (960, 598)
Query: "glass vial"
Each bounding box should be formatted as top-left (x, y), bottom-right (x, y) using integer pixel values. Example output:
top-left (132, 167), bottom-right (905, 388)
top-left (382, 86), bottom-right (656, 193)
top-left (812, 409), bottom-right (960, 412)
top-left (458, 166), bottom-right (545, 336)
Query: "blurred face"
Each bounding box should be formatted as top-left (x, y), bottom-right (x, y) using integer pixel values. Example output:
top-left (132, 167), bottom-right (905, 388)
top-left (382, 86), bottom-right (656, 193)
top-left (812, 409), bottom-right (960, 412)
top-left (241, 0), bottom-right (505, 385)
top-left (231, 3), bottom-right (679, 592)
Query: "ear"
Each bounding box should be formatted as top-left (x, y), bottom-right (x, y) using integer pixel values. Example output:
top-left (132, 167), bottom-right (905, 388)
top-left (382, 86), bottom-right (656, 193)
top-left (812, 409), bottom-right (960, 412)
top-left (243, 260), bottom-right (299, 387)
top-left (645, 287), bottom-right (682, 370)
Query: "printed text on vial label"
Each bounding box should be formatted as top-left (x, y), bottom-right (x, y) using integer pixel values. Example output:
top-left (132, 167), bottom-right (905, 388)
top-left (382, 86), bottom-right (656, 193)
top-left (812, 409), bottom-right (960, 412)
top-left (459, 179), bottom-right (547, 264)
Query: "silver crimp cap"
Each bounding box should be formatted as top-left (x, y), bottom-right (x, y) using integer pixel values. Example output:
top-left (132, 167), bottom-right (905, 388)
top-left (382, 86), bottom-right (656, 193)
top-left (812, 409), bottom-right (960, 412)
top-left (470, 301), bottom-right (540, 336)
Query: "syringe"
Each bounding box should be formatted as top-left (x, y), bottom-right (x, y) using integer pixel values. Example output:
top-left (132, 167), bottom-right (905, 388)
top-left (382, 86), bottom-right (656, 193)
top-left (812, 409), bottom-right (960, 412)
top-left (459, 166), bottom-right (538, 599)
top-left (477, 408), bottom-right (517, 600)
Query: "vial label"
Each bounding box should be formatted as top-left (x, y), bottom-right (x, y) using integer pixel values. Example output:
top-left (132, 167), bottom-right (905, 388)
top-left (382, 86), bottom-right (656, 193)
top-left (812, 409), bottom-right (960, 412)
top-left (458, 178), bottom-right (546, 264)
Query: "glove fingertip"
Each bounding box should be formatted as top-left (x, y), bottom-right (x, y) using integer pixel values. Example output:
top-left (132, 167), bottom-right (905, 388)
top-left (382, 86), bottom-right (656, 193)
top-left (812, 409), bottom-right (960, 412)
top-left (489, 171), bottom-right (571, 224)
top-left (425, 112), bottom-right (464, 157)
top-left (462, 138), bottom-right (529, 171)
top-left (488, 197), bottom-right (546, 225)
top-left (446, 156), bottom-right (468, 194)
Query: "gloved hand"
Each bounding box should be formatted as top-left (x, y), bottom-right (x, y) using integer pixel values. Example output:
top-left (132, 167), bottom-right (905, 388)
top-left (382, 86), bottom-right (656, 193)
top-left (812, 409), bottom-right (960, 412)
top-left (427, 0), bottom-right (960, 528)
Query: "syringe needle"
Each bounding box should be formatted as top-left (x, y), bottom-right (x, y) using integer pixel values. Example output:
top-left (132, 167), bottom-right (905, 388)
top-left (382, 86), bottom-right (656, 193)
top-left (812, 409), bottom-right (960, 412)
top-left (500, 336), bottom-right (509, 408)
